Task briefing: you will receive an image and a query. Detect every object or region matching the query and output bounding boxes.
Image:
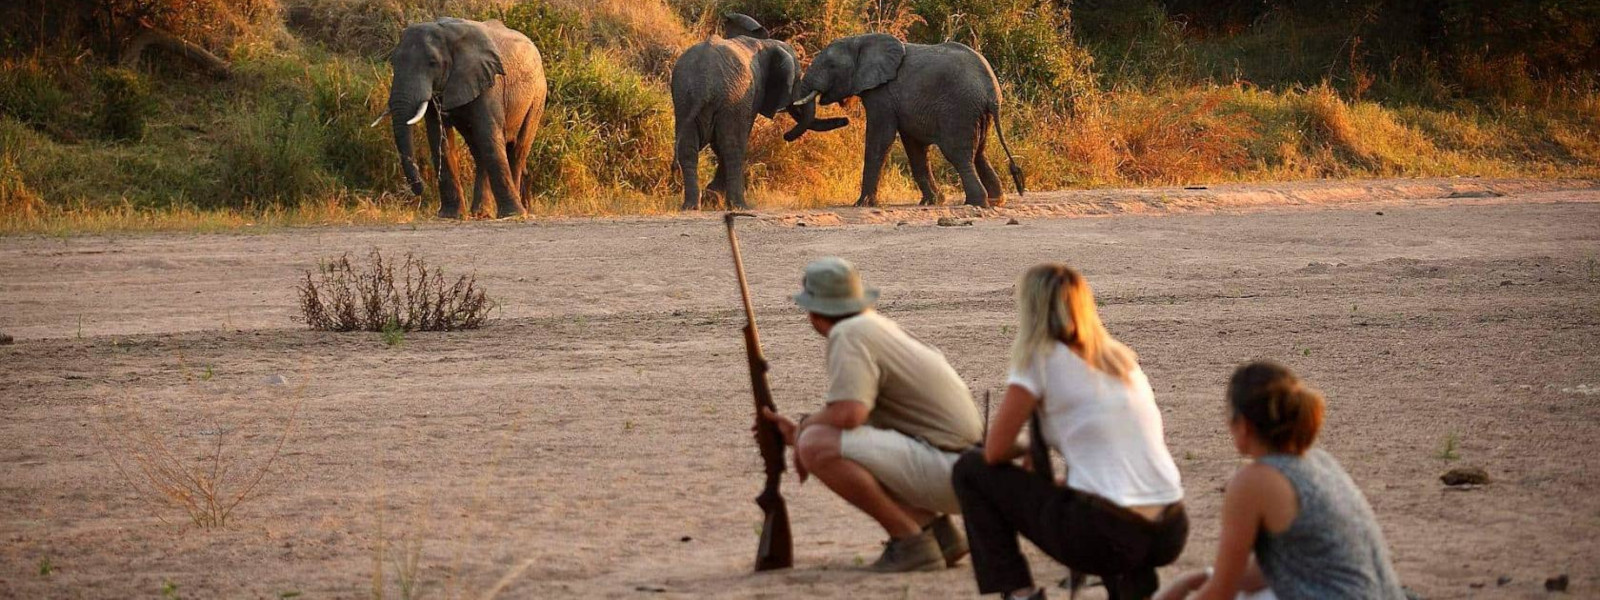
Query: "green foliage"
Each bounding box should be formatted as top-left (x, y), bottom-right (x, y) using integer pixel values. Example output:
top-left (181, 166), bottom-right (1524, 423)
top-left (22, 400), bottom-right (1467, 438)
top-left (305, 60), bottom-right (400, 191)
top-left (520, 43), bottom-right (675, 202)
top-left (381, 318), bottom-right (405, 347)
top-left (908, 0), bottom-right (1095, 104)
top-left (1437, 432), bottom-right (1461, 461)
top-left (0, 58), bottom-right (74, 134)
top-left (503, 2), bottom-right (589, 63)
top-left (95, 67), bottom-right (158, 141)
top-left (212, 102), bottom-right (335, 207)
top-left (37, 556), bottom-right (52, 577)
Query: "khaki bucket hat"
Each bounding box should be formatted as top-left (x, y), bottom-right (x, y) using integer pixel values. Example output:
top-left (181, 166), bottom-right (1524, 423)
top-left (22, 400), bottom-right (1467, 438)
top-left (793, 257), bottom-right (880, 316)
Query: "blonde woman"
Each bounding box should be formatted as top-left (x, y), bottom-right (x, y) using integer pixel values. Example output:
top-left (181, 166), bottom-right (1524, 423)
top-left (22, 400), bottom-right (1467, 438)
top-left (954, 264), bottom-right (1187, 600)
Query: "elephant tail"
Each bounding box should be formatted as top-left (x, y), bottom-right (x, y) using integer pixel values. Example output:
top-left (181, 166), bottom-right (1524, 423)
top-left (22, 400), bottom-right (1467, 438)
top-left (990, 103), bottom-right (1025, 197)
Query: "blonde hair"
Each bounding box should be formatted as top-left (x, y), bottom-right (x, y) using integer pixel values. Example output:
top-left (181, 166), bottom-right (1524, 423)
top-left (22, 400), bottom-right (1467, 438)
top-left (1010, 264), bottom-right (1138, 381)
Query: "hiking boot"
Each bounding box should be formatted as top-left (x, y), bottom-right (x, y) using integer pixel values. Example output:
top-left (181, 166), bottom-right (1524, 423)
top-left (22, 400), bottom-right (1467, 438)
top-left (868, 528), bottom-right (944, 573)
top-left (926, 514), bottom-right (969, 566)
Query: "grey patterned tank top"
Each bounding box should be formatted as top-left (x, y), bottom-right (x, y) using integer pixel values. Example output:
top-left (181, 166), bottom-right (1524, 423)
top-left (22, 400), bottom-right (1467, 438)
top-left (1255, 449), bottom-right (1406, 600)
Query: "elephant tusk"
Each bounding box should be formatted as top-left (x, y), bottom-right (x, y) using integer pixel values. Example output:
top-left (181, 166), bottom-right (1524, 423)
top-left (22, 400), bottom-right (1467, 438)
top-left (368, 108), bottom-right (392, 128)
top-left (791, 90), bottom-right (819, 107)
top-left (405, 101), bottom-right (429, 126)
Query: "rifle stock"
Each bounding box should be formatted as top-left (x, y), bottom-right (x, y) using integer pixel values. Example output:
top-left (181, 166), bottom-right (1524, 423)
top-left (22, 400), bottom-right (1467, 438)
top-left (726, 213), bottom-right (794, 572)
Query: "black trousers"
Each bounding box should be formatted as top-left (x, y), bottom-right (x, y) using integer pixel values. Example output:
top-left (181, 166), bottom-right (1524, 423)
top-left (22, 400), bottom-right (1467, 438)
top-left (952, 451), bottom-right (1189, 599)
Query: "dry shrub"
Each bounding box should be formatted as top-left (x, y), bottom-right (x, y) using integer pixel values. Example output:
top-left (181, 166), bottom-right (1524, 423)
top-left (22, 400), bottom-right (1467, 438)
top-left (1110, 90), bottom-right (1255, 183)
top-left (0, 154), bottom-right (45, 223)
top-left (284, 0), bottom-right (406, 57)
top-left (1298, 84), bottom-right (1439, 173)
top-left (573, 0), bottom-right (696, 79)
top-left (95, 381), bottom-right (306, 529)
top-left (299, 249), bottom-right (494, 332)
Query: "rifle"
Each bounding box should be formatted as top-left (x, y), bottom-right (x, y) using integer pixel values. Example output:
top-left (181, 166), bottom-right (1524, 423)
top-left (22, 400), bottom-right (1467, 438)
top-left (724, 212), bottom-right (793, 572)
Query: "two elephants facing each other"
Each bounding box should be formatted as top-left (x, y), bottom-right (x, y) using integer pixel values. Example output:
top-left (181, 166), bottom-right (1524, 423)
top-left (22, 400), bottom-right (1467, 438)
top-left (671, 17), bottom-right (1027, 212)
top-left (670, 13), bottom-right (850, 211)
top-left (787, 33), bottom-right (1026, 208)
top-left (375, 17), bottom-right (547, 219)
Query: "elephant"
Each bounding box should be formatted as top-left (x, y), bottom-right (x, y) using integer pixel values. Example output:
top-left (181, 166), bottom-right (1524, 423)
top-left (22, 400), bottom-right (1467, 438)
top-left (670, 13), bottom-right (850, 210)
top-left (787, 33), bottom-right (1025, 208)
top-left (378, 18), bottom-right (546, 219)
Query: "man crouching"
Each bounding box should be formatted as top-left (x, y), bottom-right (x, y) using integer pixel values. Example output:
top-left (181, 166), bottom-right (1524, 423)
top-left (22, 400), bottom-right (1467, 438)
top-left (761, 257), bottom-right (982, 572)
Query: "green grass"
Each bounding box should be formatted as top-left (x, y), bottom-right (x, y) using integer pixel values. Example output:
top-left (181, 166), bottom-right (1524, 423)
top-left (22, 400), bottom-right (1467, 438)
top-left (1437, 432), bottom-right (1461, 461)
top-left (381, 319), bottom-right (405, 348)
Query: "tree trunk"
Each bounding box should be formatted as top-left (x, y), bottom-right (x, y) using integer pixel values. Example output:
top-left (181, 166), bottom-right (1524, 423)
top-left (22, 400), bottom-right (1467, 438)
top-left (120, 26), bottom-right (231, 80)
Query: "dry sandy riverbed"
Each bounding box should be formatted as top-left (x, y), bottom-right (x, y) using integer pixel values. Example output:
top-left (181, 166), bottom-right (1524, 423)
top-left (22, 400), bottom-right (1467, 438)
top-left (2, 181), bottom-right (1598, 598)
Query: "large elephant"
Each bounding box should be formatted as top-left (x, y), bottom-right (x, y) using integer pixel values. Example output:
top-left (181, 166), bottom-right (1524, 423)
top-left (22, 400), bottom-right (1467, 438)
top-left (670, 14), bottom-right (849, 210)
top-left (788, 34), bottom-right (1024, 208)
top-left (380, 18), bottom-right (546, 219)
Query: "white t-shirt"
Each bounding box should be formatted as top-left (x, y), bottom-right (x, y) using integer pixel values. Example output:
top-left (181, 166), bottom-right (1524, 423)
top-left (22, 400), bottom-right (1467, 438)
top-left (1007, 342), bottom-right (1183, 507)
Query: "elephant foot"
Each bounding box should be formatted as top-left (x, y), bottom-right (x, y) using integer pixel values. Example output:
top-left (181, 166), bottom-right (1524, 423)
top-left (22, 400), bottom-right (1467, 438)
top-left (988, 196), bottom-right (1007, 208)
top-left (437, 207), bottom-right (464, 219)
top-left (495, 206), bottom-right (528, 219)
top-left (918, 195), bottom-right (944, 207)
top-left (854, 195), bottom-right (880, 208)
top-left (964, 198), bottom-right (993, 209)
top-left (681, 201), bottom-right (701, 211)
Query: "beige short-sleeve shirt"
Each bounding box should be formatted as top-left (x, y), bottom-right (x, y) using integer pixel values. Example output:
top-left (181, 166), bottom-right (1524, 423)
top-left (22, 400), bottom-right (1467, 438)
top-left (825, 311), bottom-right (981, 451)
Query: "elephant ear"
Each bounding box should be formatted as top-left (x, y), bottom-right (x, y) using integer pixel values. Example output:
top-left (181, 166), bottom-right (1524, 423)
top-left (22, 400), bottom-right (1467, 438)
top-left (849, 33), bottom-right (905, 96)
top-left (438, 19), bottom-right (505, 110)
top-left (756, 43), bottom-right (798, 119)
top-left (723, 12), bottom-right (770, 39)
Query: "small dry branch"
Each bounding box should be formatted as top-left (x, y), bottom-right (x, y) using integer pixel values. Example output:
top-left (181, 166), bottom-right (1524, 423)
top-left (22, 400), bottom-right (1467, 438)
top-left (95, 382), bottom-right (305, 529)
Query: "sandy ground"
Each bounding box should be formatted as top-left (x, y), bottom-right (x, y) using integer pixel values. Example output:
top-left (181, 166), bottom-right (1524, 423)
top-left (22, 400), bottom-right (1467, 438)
top-left (2, 181), bottom-right (1598, 599)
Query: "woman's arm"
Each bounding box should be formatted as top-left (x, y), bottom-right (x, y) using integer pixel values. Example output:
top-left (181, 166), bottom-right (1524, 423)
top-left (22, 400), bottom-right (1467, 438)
top-left (983, 384), bottom-right (1039, 465)
top-left (1188, 464), bottom-right (1275, 600)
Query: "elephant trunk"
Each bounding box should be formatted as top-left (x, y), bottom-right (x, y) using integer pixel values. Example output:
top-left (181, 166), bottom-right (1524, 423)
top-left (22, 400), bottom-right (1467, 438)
top-left (389, 94), bottom-right (429, 196)
top-left (782, 85), bottom-right (849, 142)
top-left (782, 92), bottom-right (817, 142)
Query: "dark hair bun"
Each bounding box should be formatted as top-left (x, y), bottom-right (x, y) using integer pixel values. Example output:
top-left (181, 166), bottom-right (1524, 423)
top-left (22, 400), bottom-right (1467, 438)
top-left (1228, 361), bottom-right (1325, 454)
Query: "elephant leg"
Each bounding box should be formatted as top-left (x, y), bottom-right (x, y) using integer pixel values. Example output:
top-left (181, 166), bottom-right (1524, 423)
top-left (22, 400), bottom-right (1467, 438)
top-left (974, 123), bottom-right (1006, 205)
top-left (704, 160), bottom-right (728, 211)
top-left (856, 113), bottom-right (896, 208)
top-left (904, 138), bottom-right (943, 206)
top-left (471, 168), bottom-right (492, 218)
top-left (675, 126), bottom-right (702, 211)
top-left (509, 111), bottom-right (539, 209)
top-left (713, 115), bottom-right (754, 210)
top-left (976, 149), bottom-right (1006, 206)
top-left (463, 121), bottom-right (523, 219)
top-left (428, 115), bottom-right (465, 219)
top-left (940, 140), bottom-right (990, 208)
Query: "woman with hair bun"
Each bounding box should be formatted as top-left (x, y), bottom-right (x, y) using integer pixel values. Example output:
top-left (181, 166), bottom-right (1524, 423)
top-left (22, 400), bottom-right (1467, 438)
top-left (1156, 362), bottom-right (1406, 600)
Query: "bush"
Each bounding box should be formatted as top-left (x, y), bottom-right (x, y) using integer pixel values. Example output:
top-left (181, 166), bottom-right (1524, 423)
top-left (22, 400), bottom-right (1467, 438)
top-left (909, 0), bottom-right (1096, 104)
top-left (521, 48), bottom-right (675, 202)
top-left (305, 59), bottom-right (402, 191)
top-left (211, 102), bottom-right (335, 206)
top-left (0, 58), bottom-right (76, 136)
top-left (95, 67), bottom-right (158, 141)
top-left (298, 249), bottom-right (494, 332)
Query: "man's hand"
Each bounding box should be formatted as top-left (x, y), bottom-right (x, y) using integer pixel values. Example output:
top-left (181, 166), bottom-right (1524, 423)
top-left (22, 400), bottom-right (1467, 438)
top-left (759, 407), bottom-right (810, 483)
top-left (760, 407), bottom-right (797, 446)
